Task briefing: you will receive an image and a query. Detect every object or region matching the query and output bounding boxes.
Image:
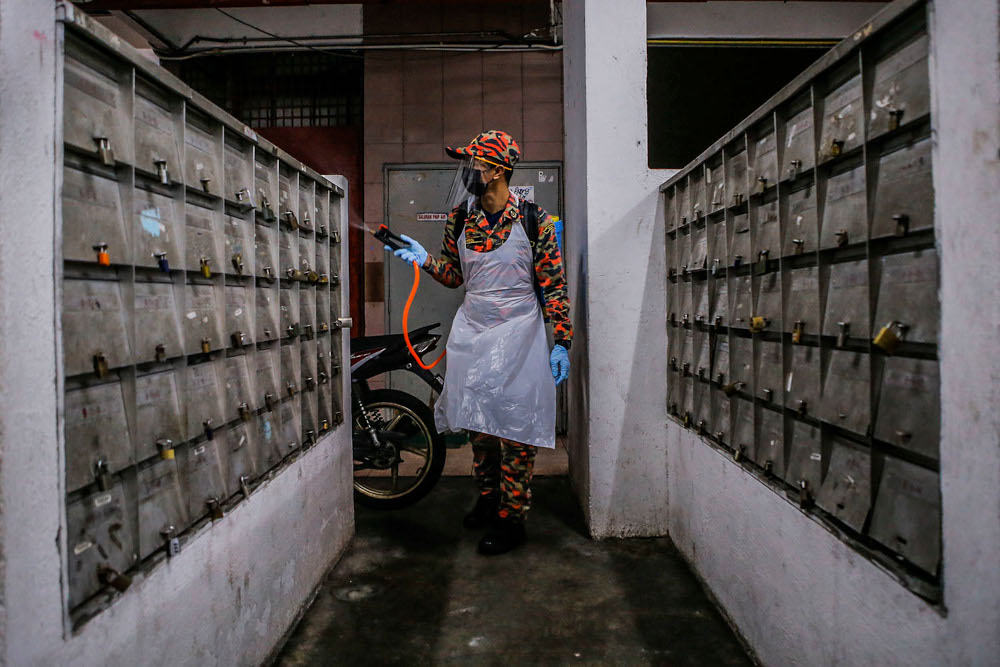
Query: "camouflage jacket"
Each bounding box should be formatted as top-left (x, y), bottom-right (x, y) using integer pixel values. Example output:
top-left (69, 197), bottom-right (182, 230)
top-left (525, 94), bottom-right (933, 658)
top-left (423, 192), bottom-right (573, 347)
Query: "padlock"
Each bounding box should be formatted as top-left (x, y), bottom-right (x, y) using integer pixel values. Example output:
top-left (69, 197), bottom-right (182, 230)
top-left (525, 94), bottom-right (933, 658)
top-left (161, 526), bottom-right (181, 557)
top-left (764, 460), bottom-right (774, 475)
top-left (682, 412), bottom-right (691, 427)
top-left (238, 402), bottom-right (251, 421)
top-left (200, 177), bottom-right (211, 193)
top-left (834, 229), bottom-right (849, 247)
top-left (288, 440), bottom-right (298, 451)
top-left (307, 270), bottom-right (319, 284)
top-left (286, 268), bottom-right (304, 282)
top-left (669, 356), bottom-right (678, 372)
top-left (305, 376), bottom-right (316, 391)
top-left (797, 399), bottom-right (808, 415)
top-left (681, 264), bottom-right (689, 276)
top-left (235, 187), bottom-right (254, 209)
top-left (318, 370), bottom-right (329, 385)
top-left (798, 479), bottom-right (813, 508)
top-left (94, 137), bottom-right (115, 166)
top-left (836, 321), bottom-right (850, 347)
top-left (282, 210), bottom-right (299, 231)
top-left (305, 429), bottom-right (315, 446)
top-left (93, 242), bottom-right (111, 266)
top-left (757, 176), bottom-right (768, 192)
top-left (240, 474), bottom-right (251, 497)
top-left (262, 266), bottom-right (276, 283)
top-left (733, 254), bottom-right (743, 267)
top-left (716, 371), bottom-right (725, 384)
top-left (749, 316), bottom-right (769, 333)
top-left (692, 205), bottom-right (701, 219)
top-left (682, 362), bottom-right (691, 376)
top-left (682, 313), bottom-right (690, 326)
top-left (203, 419), bottom-right (214, 440)
top-left (265, 392), bottom-right (276, 411)
top-left (287, 382), bottom-right (297, 397)
top-left (754, 250), bottom-right (769, 275)
top-left (331, 363), bottom-right (341, 376)
top-left (98, 565), bottom-right (132, 593)
top-left (733, 444), bottom-right (746, 462)
top-left (830, 139), bottom-right (844, 157)
top-left (714, 315), bottom-right (723, 328)
top-left (873, 320), bottom-right (908, 354)
top-left (154, 251), bottom-right (170, 273)
top-left (668, 402), bottom-right (678, 416)
top-left (287, 323), bottom-right (300, 338)
top-left (201, 338), bottom-right (211, 354)
top-left (697, 420), bottom-right (707, 435)
top-left (722, 381), bottom-right (745, 397)
top-left (668, 312), bottom-right (677, 326)
top-left (697, 366), bottom-right (707, 380)
top-left (321, 418), bottom-right (330, 432)
top-left (259, 193), bottom-right (276, 222)
top-left (156, 438), bottom-right (174, 460)
top-left (331, 230), bottom-right (341, 245)
top-left (302, 214), bottom-right (312, 229)
top-left (232, 253), bottom-right (244, 275)
top-left (200, 257), bottom-right (212, 278)
top-left (333, 411), bottom-right (343, 425)
top-left (788, 160), bottom-right (802, 180)
top-left (893, 214), bottom-right (910, 236)
top-left (318, 223), bottom-right (327, 237)
top-left (206, 497), bottom-right (224, 520)
top-left (792, 320), bottom-right (805, 344)
top-left (331, 273), bottom-right (341, 286)
top-left (155, 160), bottom-right (170, 185)
top-left (714, 431), bottom-right (725, 444)
top-left (303, 323), bottom-right (314, 339)
top-left (318, 273), bottom-right (330, 285)
top-left (695, 314), bottom-right (705, 325)
top-left (711, 258), bottom-right (719, 275)
top-left (732, 193), bottom-right (744, 207)
top-left (792, 239), bottom-right (805, 255)
top-left (763, 388), bottom-right (774, 402)
top-left (93, 352), bottom-right (109, 378)
top-left (94, 459), bottom-right (111, 491)
top-left (231, 331), bottom-right (246, 349)
top-left (888, 108), bottom-right (903, 132)
top-left (319, 321), bottom-right (329, 332)
top-left (155, 343), bottom-right (167, 363)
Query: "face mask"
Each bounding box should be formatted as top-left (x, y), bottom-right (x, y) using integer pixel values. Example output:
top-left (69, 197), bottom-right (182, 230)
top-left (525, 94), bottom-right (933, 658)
top-left (461, 166), bottom-right (489, 197)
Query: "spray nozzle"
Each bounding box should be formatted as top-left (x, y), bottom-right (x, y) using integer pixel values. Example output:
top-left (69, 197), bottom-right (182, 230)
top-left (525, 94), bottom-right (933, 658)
top-left (374, 224), bottom-right (408, 252)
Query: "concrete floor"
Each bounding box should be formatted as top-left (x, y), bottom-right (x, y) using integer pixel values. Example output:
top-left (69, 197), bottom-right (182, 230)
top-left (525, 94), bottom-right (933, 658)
top-left (275, 476), bottom-right (752, 666)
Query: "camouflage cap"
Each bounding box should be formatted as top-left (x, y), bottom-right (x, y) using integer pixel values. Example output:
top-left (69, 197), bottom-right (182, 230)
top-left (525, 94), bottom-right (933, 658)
top-left (445, 130), bottom-right (520, 169)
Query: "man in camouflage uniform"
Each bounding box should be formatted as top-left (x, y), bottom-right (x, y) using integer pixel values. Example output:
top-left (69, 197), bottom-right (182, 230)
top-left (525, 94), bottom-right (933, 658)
top-left (388, 131), bottom-right (572, 555)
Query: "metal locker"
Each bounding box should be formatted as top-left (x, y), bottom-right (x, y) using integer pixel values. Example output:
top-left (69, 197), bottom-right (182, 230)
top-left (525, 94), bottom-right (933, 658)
top-left (136, 458), bottom-right (187, 559)
top-left (868, 457), bottom-right (940, 574)
top-left (134, 369), bottom-right (184, 463)
top-left (256, 286), bottom-right (279, 343)
top-left (725, 150), bottom-right (748, 206)
top-left (183, 114), bottom-right (220, 195)
top-left (785, 344), bottom-right (820, 417)
top-left (62, 164), bottom-right (128, 265)
top-left (751, 131), bottom-right (778, 192)
top-left (708, 221), bottom-right (727, 274)
top-left (730, 336), bottom-right (753, 392)
top-left (134, 79), bottom-right (181, 184)
top-left (730, 274), bottom-right (752, 329)
top-left (731, 397), bottom-right (754, 459)
top-left (689, 171), bottom-right (706, 220)
top-left (869, 34), bottom-right (930, 139)
top-left (254, 346), bottom-right (279, 409)
top-left (316, 290), bottom-right (331, 334)
top-left (66, 482), bottom-right (134, 609)
top-left (676, 183), bottom-right (690, 226)
top-left (223, 355), bottom-right (254, 424)
top-left (281, 344), bottom-right (301, 398)
top-left (755, 340), bottom-right (783, 402)
top-left (711, 388), bottom-right (732, 442)
top-left (223, 135), bottom-right (253, 206)
top-left (300, 286), bottom-right (317, 336)
top-left (223, 422), bottom-right (258, 498)
top-left (134, 280), bottom-right (183, 364)
top-left (63, 36), bottom-right (133, 166)
top-left (693, 375), bottom-right (712, 431)
top-left (730, 214), bottom-right (750, 268)
top-left (665, 191), bottom-right (677, 232)
top-left (225, 285), bottom-right (253, 350)
top-left (751, 198), bottom-right (779, 261)
top-left (781, 106), bottom-right (815, 179)
top-left (781, 181), bottom-right (818, 256)
top-left (184, 360), bottom-right (225, 442)
top-left (278, 169), bottom-right (296, 227)
top-left (254, 222), bottom-right (279, 284)
top-left (874, 356), bottom-right (939, 459)
top-left (784, 267), bottom-right (819, 338)
top-left (63, 278), bottom-right (131, 377)
top-left (279, 229), bottom-right (299, 281)
top-left (255, 408), bottom-right (282, 472)
top-left (820, 163), bottom-right (866, 250)
top-left (873, 249), bottom-right (939, 344)
top-left (786, 420), bottom-right (823, 495)
top-left (182, 284), bottom-right (224, 355)
top-left (815, 439), bottom-right (871, 532)
top-left (755, 407), bottom-right (784, 474)
top-left (299, 179), bottom-right (315, 231)
top-left (184, 203), bottom-right (223, 275)
top-left (65, 381), bottom-right (132, 493)
top-left (224, 214), bottom-right (254, 278)
top-left (178, 439), bottom-right (227, 525)
top-left (279, 288), bottom-right (300, 338)
top-left (711, 335), bottom-right (730, 385)
top-left (755, 271), bottom-right (782, 331)
top-left (819, 350), bottom-right (871, 437)
top-left (691, 224), bottom-right (708, 272)
top-left (693, 278), bottom-right (709, 326)
top-left (870, 138), bottom-right (933, 239)
top-left (819, 74), bottom-right (864, 162)
top-left (677, 230), bottom-right (692, 275)
top-left (709, 278), bottom-right (728, 329)
top-left (254, 156), bottom-right (278, 224)
top-left (133, 187), bottom-right (181, 270)
top-left (708, 162), bottom-right (726, 212)
top-left (279, 399), bottom-right (302, 453)
top-left (822, 260), bottom-right (869, 341)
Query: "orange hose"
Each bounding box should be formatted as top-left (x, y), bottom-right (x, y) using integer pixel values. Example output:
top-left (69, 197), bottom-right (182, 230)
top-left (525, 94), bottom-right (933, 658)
top-left (403, 260), bottom-right (446, 370)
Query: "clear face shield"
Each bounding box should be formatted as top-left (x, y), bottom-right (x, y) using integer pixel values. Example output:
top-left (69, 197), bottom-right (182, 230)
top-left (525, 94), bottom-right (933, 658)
top-left (444, 156), bottom-right (507, 212)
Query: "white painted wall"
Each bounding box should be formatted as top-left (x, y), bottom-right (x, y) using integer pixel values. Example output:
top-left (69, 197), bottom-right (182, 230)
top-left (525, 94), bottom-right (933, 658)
top-left (647, 1), bottom-right (888, 40)
top-left (0, 4), bottom-right (355, 664)
top-left (562, 0), bottom-right (673, 539)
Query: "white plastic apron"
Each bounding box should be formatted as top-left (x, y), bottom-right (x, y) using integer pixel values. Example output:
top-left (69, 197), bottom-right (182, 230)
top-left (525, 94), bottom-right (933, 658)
top-left (433, 210), bottom-right (556, 449)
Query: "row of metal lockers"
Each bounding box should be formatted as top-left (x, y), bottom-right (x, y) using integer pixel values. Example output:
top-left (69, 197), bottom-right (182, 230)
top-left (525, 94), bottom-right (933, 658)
top-left (662, 2), bottom-right (941, 593)
top-left (59, 15), bottom-right (350, 618)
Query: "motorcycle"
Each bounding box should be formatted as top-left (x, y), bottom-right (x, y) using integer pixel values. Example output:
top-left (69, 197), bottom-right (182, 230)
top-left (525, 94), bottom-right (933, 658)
top-left (350, 323), bottom-right (447, 509)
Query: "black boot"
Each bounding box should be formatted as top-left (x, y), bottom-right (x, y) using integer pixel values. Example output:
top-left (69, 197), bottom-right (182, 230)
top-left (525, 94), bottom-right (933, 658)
top-left (478, 517), bottom-right (526, 556)
top-left (463, 493), bottom-right (500, 530)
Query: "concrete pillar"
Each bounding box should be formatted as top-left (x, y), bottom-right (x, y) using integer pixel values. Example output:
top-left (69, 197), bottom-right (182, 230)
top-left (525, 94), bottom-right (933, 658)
top-left (562, 0), bottom-right (671, 538)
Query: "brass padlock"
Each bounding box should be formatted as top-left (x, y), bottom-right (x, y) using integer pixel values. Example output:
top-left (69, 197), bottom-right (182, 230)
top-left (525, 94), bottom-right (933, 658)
top-left (232, 253), bottom-right (244, 275)
top-left (231, 331), bottom-right (246, 349)
top-left (318, 273), bottom-right (330, 285)
top-left (830, 139), bottom-right (844, 157)
top-left (792, 320), bottom-right (805, 344)
top-left (749, 316), bottom-right (769, 333)
top-left (201, 338), bottom-right (211, 354)
top-left (98, 565), bottom-right (132, 593)
top-left (200, 257), bottom-right (212, 278)
top-left (836, 321), bottom-right (850, 347)
top-left (321, 418), bottom-right (330, 432)
top-left (200, 177), bottom-right (211, 193)
top-left (206, 497), bottom-right (224, 520)
top-left (286, 268), bottom-right (304, 282)
top-left (888, 108), bottom-right (903, 131)
top-left (260, 193), bottom-right (276, 222)
top-left (307, 270), bottom-right (319, 284)
top-left (155, 343), bottom-right (167, 363)
top-left (155, 159), bottom-right (170, 185)
top-left (683, 412), bottom-right (691, 428)
top-left (287, 382), bottom-right (297, 397)
top-left (283, 210), bottom-right (299, 231)
top-left (873, 320), bottom-right (908, 354)
top-left (331, 230), bottom-right (341, 245)
top-left (156, 438), bottom-right (175, 460)
top-left (93, 242), bottom-right (111, 266)
top-left (238, 402), bottom-right (251, 421)
top-left (319, 321), bottom-right (330, 332)
top-left (93, 352), bottom-right (109, 378)
top-left (893, 214), bottom-right (909, 236)
top-left (834, 229), bottom-right (849, 247)
top-left (94, 137), bottom-right (115, 166)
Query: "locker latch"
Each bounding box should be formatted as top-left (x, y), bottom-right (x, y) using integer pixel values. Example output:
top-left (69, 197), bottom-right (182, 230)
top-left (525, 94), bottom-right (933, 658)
top-left (888, 108), bottom-right (904, 131)
top-left (733, 444), bottom-right (746, 462)
top-left (98, 565), bottom-right (132, 593)
top-left (94, 459), bottom-right (111, 491)
top-left (286, 382), bottom-right (297, 397)
top-left (161, 525), bottom-right (181, 558)
top-left (240, 475), bottom-right (250, 498)
top-left (749, 316), bottom-right (769, 333)
top-left (331, 230), bottom-right (341, 245)
top-left (798, 479), bottom-right (813, 508)
top-left (836, 321), bottom-right (850, 347)
top-left (792, 320), bottom-right (805, 344)
top-left (792, 239), bottom-right (805, 255)
top-left (94, 137), bottom-right (115, 166)
top-left (155, 343), bottom-right (167, 363)
top-left (763, 388), bottom-right (774, 402)
top-left (206, 497), bottom-right (224, 520)
top-left (893, 214), bottom-right (910, 236)
top-left (265, 392), bottom-right (276, 411)
top-left (156, 438), bottom-right (174, 460)
top-left (232, 253), bottom-right (244, 275)
top-left (93, 352), bottom-right (109, 378)
top-left (873, 320), bottom-right (908, 354)
top-left (788, 160), bottom-right (802, 180)
top-left (154, 160), bottom-right (170, 185)
top-left (231, 331), bottom-right (246, 349)
top-left (302, 213), bottom-right (312, 229)
top-left (200, 257), bottom-right (212, 278)
top-left (200, 177), bottom-right (212, 194)
top-left (238, 402), bottom-right (252, 421)
top-left (303, 323), bottom-right (314, 339)
top-left (331, 273), bottom-right (341, 287)
top-left (203, 419), bottom-right (214, 440)
top-left (262, 266), bottom-right (276, 283)
top-left (834, 229), bottom-right (849, 248)
top-left (757, 176), bottom-right (768, 192)
top-left (154, 251), bottom-right (170, 273)
top-left (305, 376), bottom-right (316, 391)
top-left (93, 242), bottom-right (111, 266)
top-left (318, 223), bottom-right (327, 238)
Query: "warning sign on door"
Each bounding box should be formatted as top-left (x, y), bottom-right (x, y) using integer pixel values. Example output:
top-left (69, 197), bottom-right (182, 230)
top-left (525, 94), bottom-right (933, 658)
top-left (416, 213), bottom-right (448, 222)
top-left (511, 185), bottom-right (535, 202)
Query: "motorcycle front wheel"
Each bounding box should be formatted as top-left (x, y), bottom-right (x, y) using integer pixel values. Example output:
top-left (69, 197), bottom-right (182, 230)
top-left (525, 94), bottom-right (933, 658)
top-left (352, 388), bottom-right (446, 509)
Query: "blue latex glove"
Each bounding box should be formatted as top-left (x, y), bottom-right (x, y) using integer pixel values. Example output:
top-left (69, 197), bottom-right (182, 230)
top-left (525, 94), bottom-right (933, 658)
top-left (550, 345), bottom-right (570, 385)
top-left (387, 234), bottom-right (428, 267)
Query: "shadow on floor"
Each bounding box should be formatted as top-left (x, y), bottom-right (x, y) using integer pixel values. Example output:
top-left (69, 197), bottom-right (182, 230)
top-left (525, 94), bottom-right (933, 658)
top-left (275, 477), bottom-right (751, 666)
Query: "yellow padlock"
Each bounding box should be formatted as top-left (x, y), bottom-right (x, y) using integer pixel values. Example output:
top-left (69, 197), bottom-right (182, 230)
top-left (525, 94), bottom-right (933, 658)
top-left (873, 321), bottom-right (907, 354)
top-left (157, 438), bottom-right (175, 460)
top-left (749, 316), bottom-right (769, 333)
top-left (792, 320), bottom-right (805, 344)
top-left (200, 257), bottom-right (212, 278)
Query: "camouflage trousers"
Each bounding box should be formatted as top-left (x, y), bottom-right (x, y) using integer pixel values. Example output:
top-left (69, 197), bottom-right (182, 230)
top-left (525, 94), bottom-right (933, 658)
top-left (469, 431), bottom-right (537, 522)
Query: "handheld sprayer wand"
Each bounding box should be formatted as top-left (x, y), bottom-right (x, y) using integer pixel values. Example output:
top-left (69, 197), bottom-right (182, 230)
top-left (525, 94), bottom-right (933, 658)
top-left (373, 225), bottom-right (446, 371)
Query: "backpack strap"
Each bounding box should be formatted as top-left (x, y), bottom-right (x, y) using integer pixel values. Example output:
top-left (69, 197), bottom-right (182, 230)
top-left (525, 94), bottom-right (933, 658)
top-left (517, 199), bottom-right (547, 316)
